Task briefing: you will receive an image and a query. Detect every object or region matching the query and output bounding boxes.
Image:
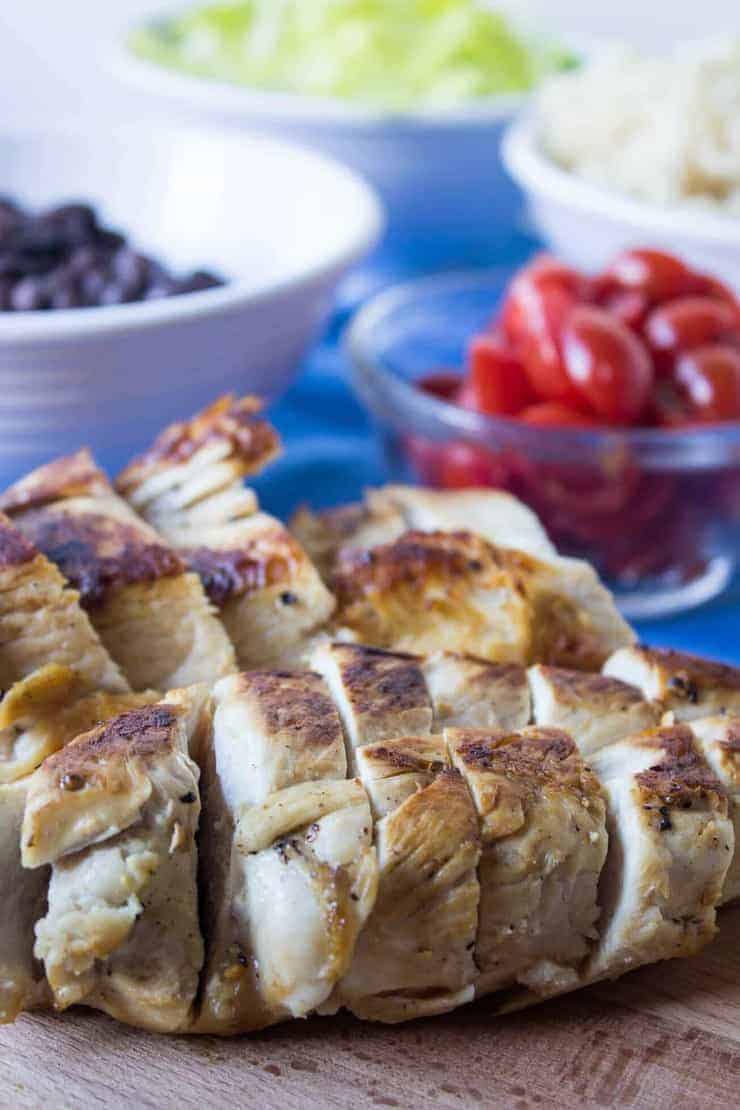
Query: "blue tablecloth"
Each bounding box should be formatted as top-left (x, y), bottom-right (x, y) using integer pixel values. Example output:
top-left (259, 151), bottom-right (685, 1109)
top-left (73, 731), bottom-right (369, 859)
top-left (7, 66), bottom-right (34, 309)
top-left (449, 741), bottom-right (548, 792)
top-left (256, 237), bottom-right (740, 666)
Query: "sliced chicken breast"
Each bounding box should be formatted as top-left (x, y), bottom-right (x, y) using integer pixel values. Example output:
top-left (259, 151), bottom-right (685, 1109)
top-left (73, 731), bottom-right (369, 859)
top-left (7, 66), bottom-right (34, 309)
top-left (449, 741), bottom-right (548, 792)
top-left (0, 452), bottom-right (236, 690)
top-left (290, 484), bottom-right (556, 583)
top-left (331, 735), bottom-right (480, 1023)
top-left (182, 513), bottom-right (335, 669)
top-left (23, 689), bottom-right (207, 1033)
top-left (331, 530), bottom-right (534, 663)
top-left (690, 716), bottom-right (740, 904)
top-left (423, 653), bottom-right (530, 731)
top-left (447, 727), bottom-right (607, 1002)
top-left (604, 646), bottom-right (740, 721)
top-left (354, 733), bottom-right (449, 818)
top-left (117, 397), bottom-right (334, 669)
top-left (528, 664), bottom-right (661, 756)
top-left (1, 669), bottom-right (157, 785)
top-left (331, 530), bottom-right (633, 669)
top-left (369, 485), bottom-right (557, 559)
top-left (0, 511), bottom-right (126, 696)
top-left (195, 670), bottom-right (376, 1034)
top-left (116, 394), bottom-right (280, 535)
top-left (0, 778), bottom-right (49, 1023)
top-left (311, 642), bottom-right (433, 768)
top-left (505, 550), bottom-right (636, 671)
top-left (585, 724), bottom-right (733, 985)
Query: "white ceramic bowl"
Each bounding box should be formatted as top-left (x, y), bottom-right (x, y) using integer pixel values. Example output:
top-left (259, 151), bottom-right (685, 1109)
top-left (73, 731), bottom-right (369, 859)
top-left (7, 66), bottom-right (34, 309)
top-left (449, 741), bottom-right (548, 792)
top-left (111, 44), bottom-right (526, 261)
top-left (502, 115), bottom-right (740, 287)
top-left (0, 126), bottom-right (382, 482)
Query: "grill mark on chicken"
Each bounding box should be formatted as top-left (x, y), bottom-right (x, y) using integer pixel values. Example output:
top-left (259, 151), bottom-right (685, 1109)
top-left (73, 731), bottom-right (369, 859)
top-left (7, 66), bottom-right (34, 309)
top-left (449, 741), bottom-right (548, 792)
top-left (635, 725), bottom-right (728, 813)
top-left (339, 645), bottom-right (430, 717)
top-left (649, 649), bottom-right (740, 693)
top-left (42, 705), bottom-right (178, 779)
top-left (536, 666), bottom-right (646, 704)
top-left (17, 509), bottom-right (185, 608)
top-left (182, 527), bottom-right (304, 608)
top-left (232, 670), bottom-right (341, 750)
top-left (0, 514), bottom-right (37, 568)
top-left (116, 395), bottom-right (280, 496)
top-left (361, 743), bottom-right (447, 775)
top-left (333, 530), bottom-right (502, 597)
top-left (0, 449), bottom-right (111, 515)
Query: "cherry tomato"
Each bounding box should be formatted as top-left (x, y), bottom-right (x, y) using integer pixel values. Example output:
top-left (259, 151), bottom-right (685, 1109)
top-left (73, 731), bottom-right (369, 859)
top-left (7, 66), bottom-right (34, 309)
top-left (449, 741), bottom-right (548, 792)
top-left (698, 275), bottom-right (740, 317)
top-left (600, 289), bottom-right (651, 331)
top-left (500, 259), bottom-right (586, 404)
top-left (562, 305), bottom-right (654, 423)
top-left (673, 345), bottom-right (740, 423)
top-left (438, 442), bottom-right (509, 489)
top-left (519, 402), bottom-right (597, 427)
top-left (644, 296), bottom-right (738, 374)
top-left (468, 334), bottom-right (535, 415)
top-left (418, 371), bottom-right (464, 401)
top-left (604, 248), bottom-right (703, 304)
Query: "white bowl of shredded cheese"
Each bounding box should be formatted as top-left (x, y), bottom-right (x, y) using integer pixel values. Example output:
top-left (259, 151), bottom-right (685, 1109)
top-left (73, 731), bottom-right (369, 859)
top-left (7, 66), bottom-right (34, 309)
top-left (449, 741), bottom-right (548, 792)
top-left (502, 41), bottom-right (740, 287)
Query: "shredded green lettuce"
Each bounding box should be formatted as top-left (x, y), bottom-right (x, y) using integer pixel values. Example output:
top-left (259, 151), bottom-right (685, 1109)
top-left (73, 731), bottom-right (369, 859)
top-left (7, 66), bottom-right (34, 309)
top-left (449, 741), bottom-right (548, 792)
top-left (130, 1), bottom-right (576, 110)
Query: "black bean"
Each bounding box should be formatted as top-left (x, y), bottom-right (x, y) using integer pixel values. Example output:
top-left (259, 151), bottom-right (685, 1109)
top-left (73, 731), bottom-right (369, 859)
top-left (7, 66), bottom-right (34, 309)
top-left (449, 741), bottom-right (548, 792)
top-left (0, 195), bottom-right (224, 311)
top-left (11, 276), bottom-right (49, 311)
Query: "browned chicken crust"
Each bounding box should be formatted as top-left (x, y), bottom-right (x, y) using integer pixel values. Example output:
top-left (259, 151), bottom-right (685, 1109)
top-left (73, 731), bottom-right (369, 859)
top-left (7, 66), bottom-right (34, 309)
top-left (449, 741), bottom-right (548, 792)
top-left (0, 449), bottom-right (110, 515)
top-left (182, 522), bottom-right (312, 608)
top-left (116, 395), bottom-right (280, 496)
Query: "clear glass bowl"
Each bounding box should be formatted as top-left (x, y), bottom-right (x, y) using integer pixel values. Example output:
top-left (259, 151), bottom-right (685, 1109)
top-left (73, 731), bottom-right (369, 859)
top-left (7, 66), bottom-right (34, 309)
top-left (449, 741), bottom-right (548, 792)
top-left (347, 268), bottom-right (740, 619)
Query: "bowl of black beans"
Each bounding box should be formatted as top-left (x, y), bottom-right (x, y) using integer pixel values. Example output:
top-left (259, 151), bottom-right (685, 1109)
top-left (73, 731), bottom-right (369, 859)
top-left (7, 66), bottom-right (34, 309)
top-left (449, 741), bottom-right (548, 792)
top-left (0, 125), bottom-right (382, 482)
top-left (0, 197), bottom-right (224, 312)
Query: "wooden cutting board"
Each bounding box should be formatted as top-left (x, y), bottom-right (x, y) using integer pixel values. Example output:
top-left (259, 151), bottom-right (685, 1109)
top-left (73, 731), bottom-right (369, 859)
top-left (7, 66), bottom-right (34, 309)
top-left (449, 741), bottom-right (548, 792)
top-left (2, 904), bottom-right (739, 1110)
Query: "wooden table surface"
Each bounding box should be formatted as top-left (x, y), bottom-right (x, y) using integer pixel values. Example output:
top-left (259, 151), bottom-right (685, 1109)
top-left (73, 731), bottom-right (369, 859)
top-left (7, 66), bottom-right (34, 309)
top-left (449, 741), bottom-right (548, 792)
top-left (2, 905), bottom-right (739, 1110)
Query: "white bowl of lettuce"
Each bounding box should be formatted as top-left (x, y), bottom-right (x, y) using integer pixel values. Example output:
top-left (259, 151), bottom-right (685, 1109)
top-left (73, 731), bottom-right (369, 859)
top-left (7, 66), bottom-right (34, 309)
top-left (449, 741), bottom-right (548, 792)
top-left (113, 1), bottom-right (576, 261)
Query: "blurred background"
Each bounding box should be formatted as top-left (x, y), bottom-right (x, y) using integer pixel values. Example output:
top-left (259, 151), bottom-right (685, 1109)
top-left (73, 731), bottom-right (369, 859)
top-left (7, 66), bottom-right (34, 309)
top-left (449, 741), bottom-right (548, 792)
top-left (0, 1), bottom-right (738, 652)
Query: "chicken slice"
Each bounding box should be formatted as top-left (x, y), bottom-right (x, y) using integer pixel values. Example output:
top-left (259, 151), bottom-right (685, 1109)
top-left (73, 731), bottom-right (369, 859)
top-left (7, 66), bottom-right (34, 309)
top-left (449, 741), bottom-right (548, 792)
top-left (331, 530), bottom-right (633, 669)
top-left (117, 397), bottom-right (334, 669)
top-left (195, 671), bottom-right (376, 1033)
top-left (369, 486), bottom-right (557, 559)
top-left (1, 667), bottom-right (157, 785)
top-left (0, 778), bottom-right (49, 1023)
top-left (290, 500), bottom-right (407, 584)
top-left (290, 484), bottom-right (556, 584)
top-left (423, 653), bottom-right (530, 730)
top-left (330, 734), bottom-right (480, 1023)
top-left (0, 511), bottom-right (126, 696)
top-left (585, 724), bottom-right (733, 985)
top-left (24, 689), bottom-right (207, 1032)
top-left (604, 646), bottom-right (740, 721)
top-left (690, 716), bottom-right (740, 904)
top-left (354, 733), bottom-right (448, 818)
top-left (447, 727), bottom-right (607, 1002)
top-left (331, 530), bottom-right (533, 663)
top-left (528, 664), bottom-right (661, 756)
top-left (311, 642), bottom-right (433, 768)
top-left (505, 549), bottom-right (636, 671)
top-left (0, 451), bottom-right (236, 690)
top-left (181, 513), bottom-right (335, 669)
top-left (116, 394), bottom-right (280, 533)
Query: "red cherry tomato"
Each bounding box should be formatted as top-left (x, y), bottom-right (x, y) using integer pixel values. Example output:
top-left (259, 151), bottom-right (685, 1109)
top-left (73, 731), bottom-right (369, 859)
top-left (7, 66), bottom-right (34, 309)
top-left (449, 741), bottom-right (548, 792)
top-left (468, 334), bottom-right (535, 415)
top-left (600, 289), bottom-right (651, 331)
top-left (500, 259), bottom-right (587, 404)
top-left (519, 402), bottom-right (597, 427)
top-left (418, 371), bottom-right (464, 401)
top-left (438, 442), bottom-right (509, 489)
top-left (604, 248), bottom-right (703, 303)
top-left (673, 345), bottom-right (740, 422)
top-left (562, 305), bottom-right (654, 423)
top-left (644, 296), bottom-right (738, 379)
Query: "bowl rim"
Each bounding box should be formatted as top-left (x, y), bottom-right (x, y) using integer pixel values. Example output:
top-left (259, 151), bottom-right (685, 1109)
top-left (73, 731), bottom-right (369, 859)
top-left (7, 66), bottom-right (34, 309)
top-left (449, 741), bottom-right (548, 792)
top-left (0, 124), bottom-right (384, 345)
top-left (346, 266), bottom-right (740, 467)
top-left (502, 113), bottom-right (740, 246)
top-left (109, 22), bottom-right (532, 131)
